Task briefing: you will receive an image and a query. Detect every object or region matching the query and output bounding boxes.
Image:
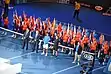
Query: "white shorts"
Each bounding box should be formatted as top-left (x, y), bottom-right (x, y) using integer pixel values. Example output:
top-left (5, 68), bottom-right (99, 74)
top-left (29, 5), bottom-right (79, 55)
top-left (43, 44), bottom-right (48, 49)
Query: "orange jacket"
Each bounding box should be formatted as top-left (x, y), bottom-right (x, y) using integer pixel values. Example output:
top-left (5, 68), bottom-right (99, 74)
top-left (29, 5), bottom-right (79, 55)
top-left (83, 36), bottom-right (89, 44)
top-left (63, 34), bottom-right (69, 42)
top-left (71, 37), bottom-right (76, 45)
top-left (90, 41), bottom-right (97, 51)
top-left (4, 18), bottom-right (9, 25)
top-left (57, 24), bottom-right (62, 33)
top-left (103, 44), bottom-right (109, 54)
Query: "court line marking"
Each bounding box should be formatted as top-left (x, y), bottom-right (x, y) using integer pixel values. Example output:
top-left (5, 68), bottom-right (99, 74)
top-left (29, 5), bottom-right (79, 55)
top-left (8, 52), bottom-right (35, 60)
top-left (52, 59), bottom-right (99, 74)
top-left (92, 66), bottom-right (106, 72)
top-left (52, 61), bottom-right (89, 74)
top-left (52, 65), bottom-right (79, 74)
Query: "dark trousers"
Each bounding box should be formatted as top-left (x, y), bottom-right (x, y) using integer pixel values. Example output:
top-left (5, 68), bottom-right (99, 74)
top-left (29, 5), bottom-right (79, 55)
top-left (0, 18), bottom-right (1, 27)
top-left (84, 43), bottom-right (89, 51)
top-left (4, 3), bottom-right (9, 17)
top-left (22, 38), bottom-right (29, 50)
top-left (73, 10), bottom-right (79, 19)
top-left (32, 41), bottom-right (39, 53)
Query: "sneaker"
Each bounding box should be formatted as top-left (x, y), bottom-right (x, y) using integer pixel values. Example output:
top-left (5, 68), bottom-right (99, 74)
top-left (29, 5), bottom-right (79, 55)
top-left (68, 52), bottom-right (71, 55)
top-left (102, 62), bottom-right (105, 65)
top-left (72, 61), bottom-right (75, 63)
top-left (45, 53), bottom-right (48, 56)
top-left (21, 37), bottom-right (24, 40)
top-left (4, 32), bottom-right (7, 35)
top-left (11, 34), bottom-right (14, 37)
top-left (1, 32), bottom-right (4, 34)
top-left (14, 35), bottom-right (16, 38)
top-left (29, 36), bottom-right (32, 39)
top-left (41, 52), bottom-right (44, 55)
top-left (61, 50), bottom-right (64, 52)
top-left (78, 63), bottom-right (80, 65)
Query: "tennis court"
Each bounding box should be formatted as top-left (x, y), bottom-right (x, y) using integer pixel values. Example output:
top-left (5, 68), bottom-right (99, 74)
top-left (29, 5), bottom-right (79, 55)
top-left (0, 2), bottom-right (111, 74)
top-left (0, 28), bottom-right (106, 74)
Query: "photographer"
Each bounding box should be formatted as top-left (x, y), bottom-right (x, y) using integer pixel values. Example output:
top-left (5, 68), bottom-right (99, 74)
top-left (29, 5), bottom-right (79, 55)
top-left (80, 60), bottom-right (94, 74)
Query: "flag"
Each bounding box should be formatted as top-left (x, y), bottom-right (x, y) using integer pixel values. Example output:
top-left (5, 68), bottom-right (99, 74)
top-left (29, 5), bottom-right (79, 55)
top-left (67, 23), bottom-right (70, 34)
top-left (52, 18), bottom-right (56, 29)
top-left (39, 19), bottom-right (43, 30)
top-left (74, 25), bottom-right (76, 35)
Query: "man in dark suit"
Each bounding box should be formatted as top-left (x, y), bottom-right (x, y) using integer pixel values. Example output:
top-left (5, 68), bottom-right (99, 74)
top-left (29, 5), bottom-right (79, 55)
top-left (22, 27), bottom-right (30, 50)
top-left (53, 35), bottom-right (59, 57)
top-left (32, 30), bottom-right (40, 53)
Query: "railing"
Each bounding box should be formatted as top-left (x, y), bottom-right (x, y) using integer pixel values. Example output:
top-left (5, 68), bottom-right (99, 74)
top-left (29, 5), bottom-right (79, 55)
top-left (0, 26), bottom-right (94, 56)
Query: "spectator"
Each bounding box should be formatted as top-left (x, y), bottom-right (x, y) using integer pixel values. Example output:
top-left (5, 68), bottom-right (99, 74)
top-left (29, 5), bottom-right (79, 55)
top-left (2, 16), bottom-right (9, 35)
top-left (102, 41), bottom-right (109, 65)
top-left (90, 38), bottom-right (97, 53)
top-left (109, 41), bottom-right (111, 56)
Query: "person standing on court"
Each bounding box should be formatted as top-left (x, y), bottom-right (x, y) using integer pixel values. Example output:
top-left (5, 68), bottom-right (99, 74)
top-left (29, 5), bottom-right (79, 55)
top-left (4, 0), bottom-right (10, 17)
top-left (41, 33), bottom-right (50, 56)
top-left (72, 42), bottom-right (82, 65)
top-left (2, 16), bottom-right (9, 35)
top-left (73, 1), bottom-right (81, 20)
top-left (22, 27), bottom-right (30, 50)
top-left (109, 41), bottom-right (111, 56)
top-left (32, 29), bottom-right (40, 53)
top-left (53, 35), bottom-right (59, 57)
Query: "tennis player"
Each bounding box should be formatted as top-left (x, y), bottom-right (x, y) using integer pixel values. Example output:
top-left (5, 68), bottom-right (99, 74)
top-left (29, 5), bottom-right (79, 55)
top-left (41, 33), bottom-right (50, 56)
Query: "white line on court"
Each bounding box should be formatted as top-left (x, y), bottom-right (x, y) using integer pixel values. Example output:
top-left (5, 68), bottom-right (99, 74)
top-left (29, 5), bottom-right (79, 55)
top-left (52, 65), bottom-right (79, 74)
top-left (8, 52), bottom-right (35, 60)
top-left (52, 60), bottom-right (99, 74)
top-left (92, 66), bottom-right (106, 72)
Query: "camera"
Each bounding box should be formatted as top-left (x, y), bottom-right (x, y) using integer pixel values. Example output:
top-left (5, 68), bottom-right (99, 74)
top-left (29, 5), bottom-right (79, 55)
top-left (80, 60), bottom-right (94, 74)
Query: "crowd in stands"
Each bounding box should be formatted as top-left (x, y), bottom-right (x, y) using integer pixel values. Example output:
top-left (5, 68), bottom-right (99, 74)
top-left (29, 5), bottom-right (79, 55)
top-left (0, 10), bottom-right (111, 66)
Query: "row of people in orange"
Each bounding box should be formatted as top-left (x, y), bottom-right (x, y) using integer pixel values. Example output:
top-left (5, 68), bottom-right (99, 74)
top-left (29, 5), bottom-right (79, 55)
top-left (11, 11), bottom-right (111, 56)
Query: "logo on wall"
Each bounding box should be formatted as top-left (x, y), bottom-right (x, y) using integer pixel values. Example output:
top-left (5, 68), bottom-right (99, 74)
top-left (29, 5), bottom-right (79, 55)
top-left (82, 51), bottom-right (94, 61)
top-left (95, 6), bottom-right (103, 11)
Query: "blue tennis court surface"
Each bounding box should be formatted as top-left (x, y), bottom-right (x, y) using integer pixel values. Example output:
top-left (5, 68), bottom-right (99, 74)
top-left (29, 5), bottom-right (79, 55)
top-left (0, 32), bottom-right (106, 74)
top-left (0, 2), bottom-right (110, 74)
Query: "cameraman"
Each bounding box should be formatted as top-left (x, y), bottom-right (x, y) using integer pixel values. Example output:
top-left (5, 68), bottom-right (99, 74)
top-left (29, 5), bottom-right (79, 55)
top-left (80, 56), bottom-right (95, 74)
top-left (80, 60), bottom-right (94, 74)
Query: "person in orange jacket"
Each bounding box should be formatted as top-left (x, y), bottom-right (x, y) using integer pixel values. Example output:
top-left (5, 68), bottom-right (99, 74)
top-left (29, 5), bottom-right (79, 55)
top-left (109, 41), bottom-right (111, 56)
top-left (2, 16), bottom-right (9, 35)
top-left (102, 41), bottom-right (109, 65)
